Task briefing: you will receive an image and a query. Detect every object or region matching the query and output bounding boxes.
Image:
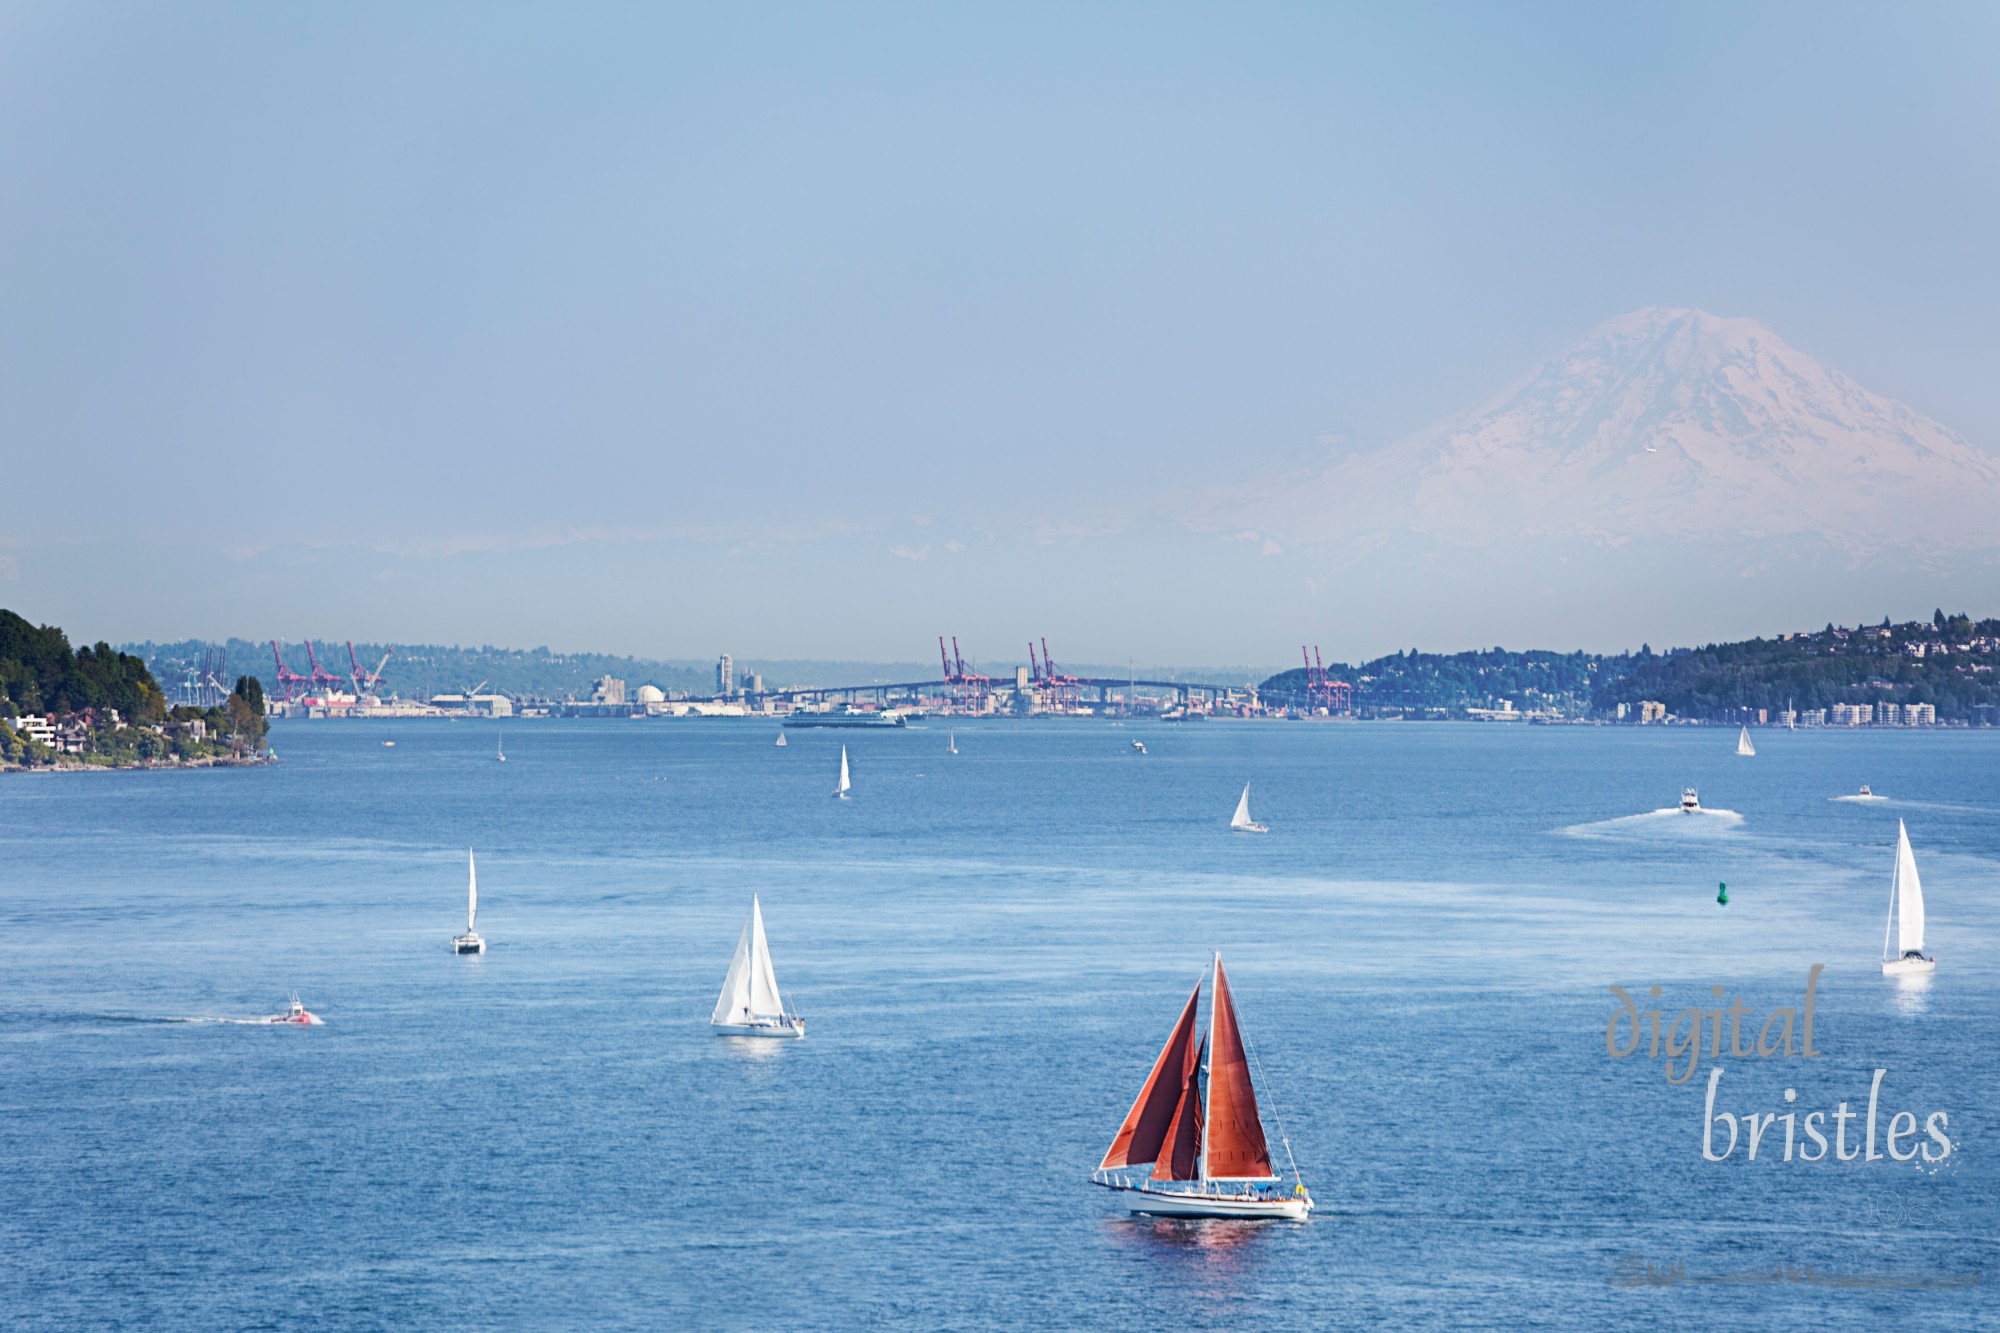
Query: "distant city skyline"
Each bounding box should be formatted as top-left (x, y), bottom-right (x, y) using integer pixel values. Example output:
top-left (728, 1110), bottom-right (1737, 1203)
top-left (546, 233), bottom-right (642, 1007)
top-left (4, 4), bottom-right (1996, 660)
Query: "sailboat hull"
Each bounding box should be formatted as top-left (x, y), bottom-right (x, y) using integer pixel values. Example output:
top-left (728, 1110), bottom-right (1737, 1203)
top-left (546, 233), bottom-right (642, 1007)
top-left (453, 932), bottom-right (485, 955)
top-left (1230, 823), bottom-right (1269, 834)
top-left (710, 1019), bottom-right (805, 1038)
top-left (1108, 1182), bottom-right (1310, 1220)
top-left (1881, 956), bottom-right (1935, 976)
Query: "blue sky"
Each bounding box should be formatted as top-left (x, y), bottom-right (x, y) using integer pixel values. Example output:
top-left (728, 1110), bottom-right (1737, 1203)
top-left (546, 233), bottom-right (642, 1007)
top-left (3, 3), bottom-right (1996, 662)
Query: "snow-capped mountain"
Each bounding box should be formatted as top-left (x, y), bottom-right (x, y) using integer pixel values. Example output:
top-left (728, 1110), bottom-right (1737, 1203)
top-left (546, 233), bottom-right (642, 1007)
top-left (1195, 307), bottom-right (2000, 558)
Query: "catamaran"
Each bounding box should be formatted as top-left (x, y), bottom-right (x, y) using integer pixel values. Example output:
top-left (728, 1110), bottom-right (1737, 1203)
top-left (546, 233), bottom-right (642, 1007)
top-left (834, 745), bottom-right (851, 798)
top-left (1735, 727), bottom-right (1755, 757)
top-left (1881, 820), bottom-right (1936, 976)
top-left (1091, 954), bottom-right (1312, 1219)
top-left (711, 896), bottom-right (806, 1037)
top-left (1230, 783), bottom-right (1268, 833)
top-left (453, 849), bottom-right (486, 955)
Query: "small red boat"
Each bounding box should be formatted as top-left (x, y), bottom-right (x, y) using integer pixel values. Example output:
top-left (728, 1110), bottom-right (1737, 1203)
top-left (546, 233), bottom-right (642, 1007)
top-left (264, 995), bottom-right (323, 1025)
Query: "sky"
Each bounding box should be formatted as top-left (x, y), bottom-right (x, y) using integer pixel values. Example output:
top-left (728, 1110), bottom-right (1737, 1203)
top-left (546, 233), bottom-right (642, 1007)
top-left (3, 2), bottom-right (1996, 665)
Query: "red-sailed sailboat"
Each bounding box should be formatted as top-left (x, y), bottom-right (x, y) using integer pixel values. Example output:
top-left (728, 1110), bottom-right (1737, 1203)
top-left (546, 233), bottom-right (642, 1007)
top-left (1091, 953), bottom-right (1313, 1220)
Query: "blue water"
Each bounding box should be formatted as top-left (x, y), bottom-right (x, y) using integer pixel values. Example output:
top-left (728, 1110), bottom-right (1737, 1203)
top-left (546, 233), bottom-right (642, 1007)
top-left (2, 720), bottom-right (1994, 1329)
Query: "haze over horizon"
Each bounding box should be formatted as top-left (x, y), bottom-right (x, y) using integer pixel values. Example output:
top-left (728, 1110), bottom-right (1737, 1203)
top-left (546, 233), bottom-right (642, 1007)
top-left (5, 3), bottom-right (1997, 663)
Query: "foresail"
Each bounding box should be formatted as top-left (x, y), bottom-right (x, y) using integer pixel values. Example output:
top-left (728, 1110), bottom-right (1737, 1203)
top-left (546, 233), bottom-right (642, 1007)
top-left (1099, 979), bottom-right (1202, 1171)
top-left (1895, 822), bottom-right (1925, 954)
top-left (711, 916), bottom-right (756, 1024)
top-left (1150, 1036), bottom-right (1205, 1182)
top-left (1205, 958), bottom-right (1277, 1180)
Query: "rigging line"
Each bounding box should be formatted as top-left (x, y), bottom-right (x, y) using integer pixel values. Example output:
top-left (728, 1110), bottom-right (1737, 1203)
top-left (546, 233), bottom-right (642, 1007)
top-left (1239, 1011), bottom-right (1306, 1192)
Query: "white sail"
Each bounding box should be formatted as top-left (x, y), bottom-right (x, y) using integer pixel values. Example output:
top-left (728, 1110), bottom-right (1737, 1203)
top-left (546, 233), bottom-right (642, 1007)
top-left (948, 731), bottom-right (957, 754)
top-left (712, 896), bottom-right (787, 1024)
top-left (467, 849), bottom-right (478, 931)
top-left (1886, 821), bottom-right (1926, 958)
top-left (1231, 783), bottom-right (1255, 829)
top-left (835, 745), bottom-right (851, 796)
top-left (775, 732), bottom-right (787, 747)
top-left (1736, 727), bottom-right (1755, 756)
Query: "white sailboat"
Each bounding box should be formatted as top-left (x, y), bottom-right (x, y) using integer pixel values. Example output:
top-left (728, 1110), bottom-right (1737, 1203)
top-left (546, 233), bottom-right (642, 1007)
top-left (453, 849), bottom-right (486, 954)
top-left (1735, 727), bottom-right (1755, 757)
top-left (710, 896), bottom-right (805, 1037)
top-left (948, 731), bottom-right (957, 755)
top-left (1230, 783), bottom-right (1268, 833)
top-left (775, 732), bottom-right (787, 748)
top-left (496, 733), bottom-right (506, 762)
top-left (1881, 821), bottom-right (1935, 976)
top-left (834, 744), bottom-right (851, 798)
top-left (1091, 954), bottom-right (1312, 1219)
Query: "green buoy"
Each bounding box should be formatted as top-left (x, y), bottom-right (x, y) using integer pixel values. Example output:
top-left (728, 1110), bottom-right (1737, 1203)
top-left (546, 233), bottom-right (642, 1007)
top-left (1717, 881), bottom-right (1729, 907)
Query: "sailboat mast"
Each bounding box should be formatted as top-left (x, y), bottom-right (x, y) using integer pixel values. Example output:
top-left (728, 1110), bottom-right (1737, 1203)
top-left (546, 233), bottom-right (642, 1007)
top-left (1883, 832), bottom-right (1899, 962)
top-left (1199, 951), bottom-right (1217, 1187)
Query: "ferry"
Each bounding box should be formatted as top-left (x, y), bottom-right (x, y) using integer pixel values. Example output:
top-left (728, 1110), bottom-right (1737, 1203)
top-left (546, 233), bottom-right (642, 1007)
top-left (783, 707), bottom-right (911, 730)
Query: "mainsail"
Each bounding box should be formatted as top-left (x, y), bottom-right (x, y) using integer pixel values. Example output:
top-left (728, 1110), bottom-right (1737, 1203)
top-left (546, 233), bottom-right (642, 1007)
top-left (467, 849), bottom-right (478, 931)
top-left (1100, 980), bottom-right (1202, 1172)
top-left (1203, 957), bottom-right (1276, 1180)
top-left (712, 896), bottom-right (788, 1025)
top-left (1736, 727), bottom-right (1756, 757)
top-left (1887, 821), bottom-right (1926, 958)
top-left (835, 745), bottom-right (851, 796)
top-left (1231, 784), bottom-right (1255, 829)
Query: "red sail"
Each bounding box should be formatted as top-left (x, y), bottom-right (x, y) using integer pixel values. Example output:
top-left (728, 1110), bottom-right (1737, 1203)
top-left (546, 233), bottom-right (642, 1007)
top-left (1151, 1036), bottom-right (1206, 1181)
top-left (1204, 957), bottom-right (1276, 1180)
top-left (1099, 979), bottom-right (1202, 1171)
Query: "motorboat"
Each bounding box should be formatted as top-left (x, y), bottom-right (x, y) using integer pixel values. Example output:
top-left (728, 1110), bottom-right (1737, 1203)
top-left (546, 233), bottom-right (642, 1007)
top-left (1680, 788), bottom-right (1701, 814)
top-left (1090, 954), bottom-right (1312, 1220)
top-left (1131, 740), bottom-right (1147, 755)
top-left (264, 995), bottom-right (323, 1025)
top-left (1858, 785), bottom-right (1873, 798)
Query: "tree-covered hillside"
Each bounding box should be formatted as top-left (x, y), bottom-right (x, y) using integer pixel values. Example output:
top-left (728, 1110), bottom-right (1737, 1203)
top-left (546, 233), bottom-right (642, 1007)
top-left (1, 609), bottom-right (166, 722)
top-left (1263, 647), bottom-right (1624, 713)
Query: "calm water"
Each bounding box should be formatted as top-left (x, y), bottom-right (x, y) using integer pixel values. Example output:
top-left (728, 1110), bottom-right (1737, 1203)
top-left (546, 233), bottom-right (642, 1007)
top-left (2, 720), bottom-right (1994, 1329)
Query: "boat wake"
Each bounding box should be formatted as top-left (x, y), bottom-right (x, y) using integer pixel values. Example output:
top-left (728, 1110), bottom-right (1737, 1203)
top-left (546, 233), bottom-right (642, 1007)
top-left (1564, 808), bottom-right (1745, 839)
top-left (1830, 794), bottom-right (1889, 805)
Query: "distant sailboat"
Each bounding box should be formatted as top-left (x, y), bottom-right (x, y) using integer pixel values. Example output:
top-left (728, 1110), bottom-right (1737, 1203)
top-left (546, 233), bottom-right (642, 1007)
top-left (710, 896), bottom-right (805, 1037)
top-left (834, 745), bottom-right (851, 798)
top-left (1230, 783), bottom-right (1268, 833)
top-left (775, 732), bottom-right (787, 748)
top-left (948, 731), bottom-right (958, 755)
top-left (496, 732), bottom-right (506, 762)
top-left (453, 849), bottom-right (486, 954)
top-left (1090, 954), bottom-right (1311, 1219)
top-left (1881, 821), bottom-right (1935, 976)
top-left (1736, 727), bottom-right (1755, 757)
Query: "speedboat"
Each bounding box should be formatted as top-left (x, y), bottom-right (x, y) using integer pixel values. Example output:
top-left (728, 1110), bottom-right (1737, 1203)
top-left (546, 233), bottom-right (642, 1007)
top-left (1131, 740), bottom-right (1147, 755)
top-left (264, 995), bottom-right (323, 1025)
top-left (1858, 785), bottom-right (1873, 798)
top-left (1680, 788), bottom-right (1701, 814)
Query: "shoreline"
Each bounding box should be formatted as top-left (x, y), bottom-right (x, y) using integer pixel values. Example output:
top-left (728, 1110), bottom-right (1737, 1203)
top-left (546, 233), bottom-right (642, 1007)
top-left (0, 753), bottom-right (273, 775)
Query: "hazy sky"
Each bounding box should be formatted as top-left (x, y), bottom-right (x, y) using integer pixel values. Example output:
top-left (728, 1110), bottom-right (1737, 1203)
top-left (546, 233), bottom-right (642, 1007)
top-left (4, 3), bottom-right (1996, 662)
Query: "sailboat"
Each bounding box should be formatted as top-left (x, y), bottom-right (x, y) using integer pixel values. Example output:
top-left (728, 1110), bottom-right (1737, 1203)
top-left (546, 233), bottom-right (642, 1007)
top-left (496, 733), bottom-right (506, 762)
top-left (834, 745), bottom-right (851, 798)
top-left (453, 849), bottom-right (486, 954)
top-left (1090, 954), bottom-right (1312, 1219)
top-left (710, 896), bottom-right (805, 1037)
top-left (1881, 820), bottom-right (1936, 976)
top-left (1736, 727), bottom-right (1755, 757)
top-left (1230, 783), bottom-right (1268, 833)
top-left (775, 732), bottom-right (787, 748)
top-left (948, 731), bottom-right (958, 755)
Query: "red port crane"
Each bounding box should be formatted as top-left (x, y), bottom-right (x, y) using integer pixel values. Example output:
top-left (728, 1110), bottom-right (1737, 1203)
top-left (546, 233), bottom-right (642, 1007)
top-left (1039, 637), bottom-right (1080, 714)
top-left (271, 641), bottom-right (312, 702)
top-left (1301, 645), bottom-right (1353, 715)
top-left (939, 635), bottom-right (991, 713)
